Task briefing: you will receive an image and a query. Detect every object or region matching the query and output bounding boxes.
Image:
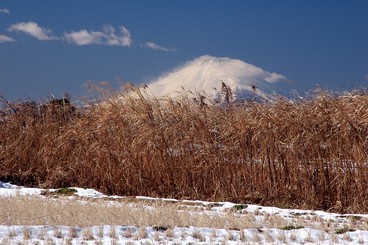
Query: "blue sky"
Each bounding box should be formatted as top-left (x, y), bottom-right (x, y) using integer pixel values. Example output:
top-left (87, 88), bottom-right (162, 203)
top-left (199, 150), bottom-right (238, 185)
top-left (0, 0), bottom-right (367, 100)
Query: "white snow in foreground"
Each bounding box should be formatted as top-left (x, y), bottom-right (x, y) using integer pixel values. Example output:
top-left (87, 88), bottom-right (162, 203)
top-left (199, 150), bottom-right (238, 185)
top-left (0, 181), bottom-right (367, 244)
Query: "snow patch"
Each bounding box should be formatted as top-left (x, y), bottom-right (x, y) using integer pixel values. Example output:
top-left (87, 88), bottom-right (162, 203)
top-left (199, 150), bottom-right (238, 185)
top-left (1, 181), bottom-right (368, 244)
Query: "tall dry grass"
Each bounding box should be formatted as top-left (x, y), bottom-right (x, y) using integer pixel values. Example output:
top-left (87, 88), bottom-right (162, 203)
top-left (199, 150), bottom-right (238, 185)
top-left (1, 87), bottom-right (368, 213)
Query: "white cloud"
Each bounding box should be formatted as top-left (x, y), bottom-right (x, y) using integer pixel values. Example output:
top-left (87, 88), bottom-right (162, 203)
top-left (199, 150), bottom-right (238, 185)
top-left (5, 22), bottom-right (176, 52)
top-left (365, 74), bottom-right (368, 80)
top-left (64, 30), bottom-right (95, 45)
top-left (64, 25), bottom-right (132, 47)
top-left (8, 22), bottom-right (55, 40)
top-left (0, 8), bottom-right (9, 14)
top-left (264, 72), bottom-right (289, 83)
top-left (0, 34), bottom-right (14, 43)
top-left (145, 41), bottom-right (176, 52)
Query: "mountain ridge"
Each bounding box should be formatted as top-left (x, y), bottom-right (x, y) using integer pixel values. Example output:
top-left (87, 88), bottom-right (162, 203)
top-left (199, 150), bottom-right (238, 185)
top-left (143, 55), bottom-right (293, 101)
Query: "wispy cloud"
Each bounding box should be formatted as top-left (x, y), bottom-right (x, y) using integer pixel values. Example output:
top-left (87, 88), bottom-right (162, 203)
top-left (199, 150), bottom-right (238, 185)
top-left (0, 34), bottom-right (14, 43)
top-left (0, 8), bottom-right (10, 14)
top-left (64, 25), bottom-right (132, 47)
top-left (8, 22), bottom-right (56, 40)
top-left (5, 21), bottom-right (177, 52)
top-left (144, 41), bottom-right (176, 52)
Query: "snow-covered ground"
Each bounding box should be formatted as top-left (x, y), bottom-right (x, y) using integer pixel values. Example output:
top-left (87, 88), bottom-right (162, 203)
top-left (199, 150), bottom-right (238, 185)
top-left (1, 181), bottom-right (367, 244)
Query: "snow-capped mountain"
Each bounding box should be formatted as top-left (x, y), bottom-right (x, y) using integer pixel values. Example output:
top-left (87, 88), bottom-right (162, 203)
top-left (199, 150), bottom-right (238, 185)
top-left (143, 55), bottom-right (293, 102)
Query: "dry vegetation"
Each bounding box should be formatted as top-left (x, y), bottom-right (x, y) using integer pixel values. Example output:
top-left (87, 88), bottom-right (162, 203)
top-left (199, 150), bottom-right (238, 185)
top-left (2, 195), bottom-right (367, 233)
top-left (0, 195), bottom-right (257, 229)
top-left (1, 86), bottom-right (368, 213)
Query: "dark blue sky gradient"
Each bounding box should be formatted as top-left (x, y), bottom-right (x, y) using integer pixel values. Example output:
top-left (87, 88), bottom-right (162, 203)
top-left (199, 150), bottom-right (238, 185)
top-left (0, 0), bottom-right (367, 100)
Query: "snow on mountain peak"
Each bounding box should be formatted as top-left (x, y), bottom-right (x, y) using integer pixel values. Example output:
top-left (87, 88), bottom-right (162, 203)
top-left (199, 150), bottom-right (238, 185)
top-left (144, 55), bottom-right (293, 101)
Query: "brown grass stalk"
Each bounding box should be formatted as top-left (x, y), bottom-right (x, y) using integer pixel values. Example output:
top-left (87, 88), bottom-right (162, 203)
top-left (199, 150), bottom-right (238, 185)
top-left (1, 88), bottom-right (368, 213)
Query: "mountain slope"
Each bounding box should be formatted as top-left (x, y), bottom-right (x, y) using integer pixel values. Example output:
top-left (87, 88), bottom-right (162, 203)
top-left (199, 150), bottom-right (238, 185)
top-left (144, 55), bottom-right (293, 101)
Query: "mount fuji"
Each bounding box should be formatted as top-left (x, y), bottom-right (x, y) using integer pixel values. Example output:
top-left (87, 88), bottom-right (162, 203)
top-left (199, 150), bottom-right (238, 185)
top-left (143, 55), bottom-right (294, 102)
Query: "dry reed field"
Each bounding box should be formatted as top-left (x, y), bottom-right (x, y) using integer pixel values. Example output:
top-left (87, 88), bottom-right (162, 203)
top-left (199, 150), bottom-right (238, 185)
top-left (1, 87), bottom-right (368, 213)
